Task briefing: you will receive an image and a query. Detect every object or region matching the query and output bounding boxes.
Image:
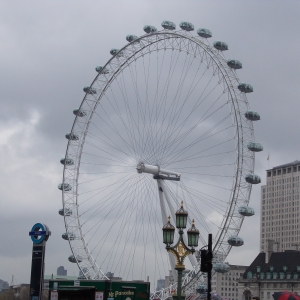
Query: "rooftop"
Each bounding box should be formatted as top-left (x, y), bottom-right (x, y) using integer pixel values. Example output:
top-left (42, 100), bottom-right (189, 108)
top-left (243, 250), bottom-right (300, 278)
top-left (267, 160), bottom-right (300, 171)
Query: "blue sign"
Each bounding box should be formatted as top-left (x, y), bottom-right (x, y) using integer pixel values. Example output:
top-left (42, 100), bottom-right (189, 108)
top-left (29, 223), bottom-right (50, 244)
top-left (29, 231), bottom-right (47, 236)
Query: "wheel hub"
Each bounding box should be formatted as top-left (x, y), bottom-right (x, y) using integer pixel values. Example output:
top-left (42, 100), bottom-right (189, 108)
top-left (136, 162), bottom-right (181, 181)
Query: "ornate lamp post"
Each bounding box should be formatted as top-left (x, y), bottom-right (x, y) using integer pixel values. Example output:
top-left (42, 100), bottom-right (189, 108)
top-left (162, 202), bottom-right (199, 300)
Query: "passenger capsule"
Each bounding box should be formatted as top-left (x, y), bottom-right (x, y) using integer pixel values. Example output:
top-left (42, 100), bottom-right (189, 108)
top-left (143, 25), bottom-right (157, 34)
top-left (238, 83), bottom-right (253, 93)
top-left (59, 208), bottom-right (72, 216)
top-left (238, 206), bottom-right (255, 217)
top-left (126, 35), bottom-right (138, 42)
top-left (227, 59), bottom-right (242, 69)
top-left (179, 22), bottom-right (194, 31)
top-left (197, 28), bottom-right (212, 38)
top-left (95, 66), bottom-right (109, 74)
top-left (83, 86), bottom-right (97, 94)
top-left (247, 142), bottom-right (263, 152)
top-left (213, 263), bottom-right (230, 273)
top-left (60, 158), bottom-right (74, 166)
top-left (161, 20), bottom-right (176, 30)
top-left (213, 41), bottom-right (228, 51)
top-left (228, 236), bottom-right (244, 247)
top-left (196, 285), bottom-right (207, 294)
top-left (62, 233), bottom-right (76, 240)
top-left (65, 133), bottom-right (79, 141)
top-left (245, 111), bottom-right (261, 121)
top-left (58, 183), bottom-right (72, 191)
top-left (73, 109), bottom-right (87, 117)
top-left (110, 49), bottom-right (124, 57)
top-left (245, 174), bottom-right (261, 184)
top-left (68, 255), bottom-right (82, 263)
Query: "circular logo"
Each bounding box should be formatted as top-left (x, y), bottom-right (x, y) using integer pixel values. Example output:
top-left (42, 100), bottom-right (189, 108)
top-left (29, 223), bottom-right (50, 244)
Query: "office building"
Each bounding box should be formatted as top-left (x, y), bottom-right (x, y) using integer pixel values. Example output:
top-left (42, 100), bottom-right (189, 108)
top-left (260, 161), bottom-right (300, 252)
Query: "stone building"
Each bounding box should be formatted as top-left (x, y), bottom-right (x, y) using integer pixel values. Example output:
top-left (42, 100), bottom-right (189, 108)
top-left (213, 264), bottom-right (248, 300)
top-left (239, 249), bottom-right (300, 300)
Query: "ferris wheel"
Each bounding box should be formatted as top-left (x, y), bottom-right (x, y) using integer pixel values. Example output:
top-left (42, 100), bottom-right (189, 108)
top-left (58, 21), bottom-right (262, 298)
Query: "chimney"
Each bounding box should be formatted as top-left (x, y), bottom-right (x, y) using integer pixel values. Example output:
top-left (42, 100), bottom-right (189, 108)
top-left (266, 240), bottom-right (279, 263)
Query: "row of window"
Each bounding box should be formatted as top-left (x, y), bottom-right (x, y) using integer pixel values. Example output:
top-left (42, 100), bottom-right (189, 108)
top-left (221, 288), bottom-right (238, 291)
top-left (267, 167), bottom-right (300, 177)
top-left (265, 177), bottom-right (300, 188)
top-left (262, 215), bottom-right (299, 222)
top-left (263, 200), bottom-right (298, 207)
top-left (261, 243), bottom-right (298, 251)
top-left (221, 274), bottom-right (243, 279)
top-left (262, 234), bottom-right (299, 241)
top-left (262, 196), bottom-right (300, 203)
top-left (263, 182), bottom-right (299, 195)
top-left (221, 282), bottom-right (238, 286)
top-left (262, 223), bottom-right (298, 229)
top-left (264, 192), bottom-right (300, 198)
top-left (247, 271), bottom-right (300, 280)
top-left (220, 293), bottom-right (238, 297)
top-left (263, 208), bottom-right (299, 215)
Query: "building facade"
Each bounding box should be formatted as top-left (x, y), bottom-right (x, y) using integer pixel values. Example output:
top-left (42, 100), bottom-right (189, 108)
top-left (260, 161), bottom-right (300, 252)
top-left (239, 250), bottom-right (300, 300)
top-left (213, 264), bottom-right (248, 300)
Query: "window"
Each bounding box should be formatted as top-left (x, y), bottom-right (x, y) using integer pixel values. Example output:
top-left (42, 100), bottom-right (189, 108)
top-left (247, 271), bottom-right (252, 279)
top-left (268, 171), bottom-right (271, 177)
top-left (283, 266), bottom-right (288, 271)
top-left (288, 168), bottom-right (291, 173)
top-left (257, 266), bottom-right (261, 272)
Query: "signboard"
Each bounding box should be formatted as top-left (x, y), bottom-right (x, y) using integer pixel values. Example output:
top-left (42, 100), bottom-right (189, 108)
top-left (74, 280), bottom-right (80, 287)
top-left (95, 291), bottom-right (104, 300)
top-left (53, 282), bottom-right (58, 290)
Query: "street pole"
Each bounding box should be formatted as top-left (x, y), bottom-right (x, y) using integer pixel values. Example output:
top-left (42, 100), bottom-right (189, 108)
top-left (29, 223), bottom-right (51, 300)
top-left (207, 234), bottom-right (212, 300)
top-left (177, 268), bottom-right (183, 300)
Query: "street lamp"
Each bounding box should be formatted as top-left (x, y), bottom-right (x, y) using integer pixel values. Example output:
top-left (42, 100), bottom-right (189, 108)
top-left (162, 202), bottom-right (199, 300)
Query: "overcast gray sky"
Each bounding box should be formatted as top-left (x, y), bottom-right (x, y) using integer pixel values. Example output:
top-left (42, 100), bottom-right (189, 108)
top-left (1, 0), bottom-right (300, 286)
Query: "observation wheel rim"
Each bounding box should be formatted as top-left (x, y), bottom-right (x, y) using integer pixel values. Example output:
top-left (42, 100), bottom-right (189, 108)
top-left (61, 28), bottom-right (255, 296)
